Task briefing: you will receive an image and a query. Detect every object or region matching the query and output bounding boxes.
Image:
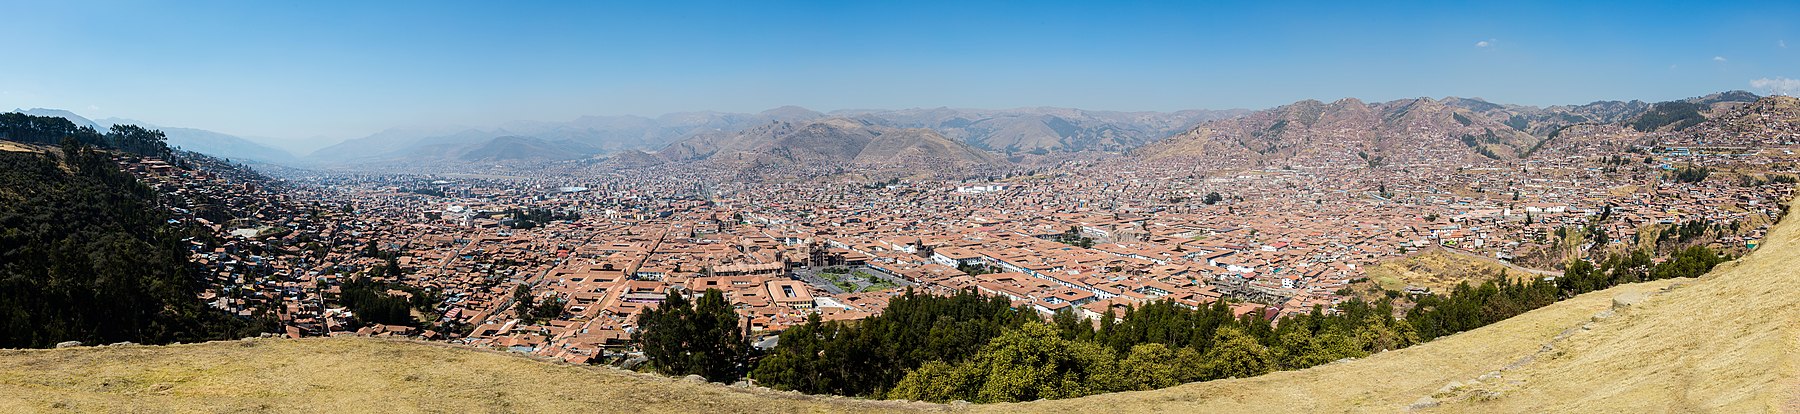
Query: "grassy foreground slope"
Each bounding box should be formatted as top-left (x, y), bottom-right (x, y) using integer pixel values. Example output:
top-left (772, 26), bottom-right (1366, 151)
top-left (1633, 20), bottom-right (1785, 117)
top-left (975, 279), bottom-right (1690, 413)
top-left (4, 206), bottom-right (1797, 413)
top-left (0, 338), bottom-right (932, 413)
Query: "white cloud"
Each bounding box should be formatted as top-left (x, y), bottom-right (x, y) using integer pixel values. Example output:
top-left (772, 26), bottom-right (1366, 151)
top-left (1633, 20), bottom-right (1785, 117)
top-left (1713, 56), bottom-right (1728, 62)
top-left (1475, 39), bottom-right (1492, 48)
top-left (1751, 77), bottom-right (1800, 95)
top-left (1781, 40), bottom-right (1788, 48)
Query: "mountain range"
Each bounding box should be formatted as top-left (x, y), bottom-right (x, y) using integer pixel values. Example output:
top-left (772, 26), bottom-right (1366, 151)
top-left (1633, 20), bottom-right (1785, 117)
top-left (304, 106), bottom-right (834, 165)
top-left (301, 106), bottom-right (1246, 166)
top-left (840, 107), bottom-right (1247, 153)
top-left (10, 91), bottom-right (1768, 170)
top-left (652, 117), bottom-right (1001, 172)
top-left (1135, 91), bottom-right (1764, 168)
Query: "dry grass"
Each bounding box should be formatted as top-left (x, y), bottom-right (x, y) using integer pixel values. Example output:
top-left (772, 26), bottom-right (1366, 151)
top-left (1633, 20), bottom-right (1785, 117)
top-left (6, 204), bottom-right (1799, 413)
top-left (0, 141), bottom-right (44, 153)
top-left (0, 338), bottom-right (936, 413)
top-left (1362, 247), bottom-right (1531, 294)
top-left (1432, 200), bottom-right (1800, 413)
top-left (0, 278), bottom-right (1697, 414)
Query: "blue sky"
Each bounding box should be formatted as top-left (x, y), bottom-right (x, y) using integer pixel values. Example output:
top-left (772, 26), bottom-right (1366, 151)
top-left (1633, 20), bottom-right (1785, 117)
top-left (2, 1), bottom-right (1796, 149)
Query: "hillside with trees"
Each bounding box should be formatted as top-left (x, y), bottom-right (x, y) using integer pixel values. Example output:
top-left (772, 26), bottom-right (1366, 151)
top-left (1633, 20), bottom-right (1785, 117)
top-left (0, 113), bottom-right (173, 158)
top-left (642, 243), bottom-right (1728, 403)
top-left (0, 138), bottom-right (270, 348)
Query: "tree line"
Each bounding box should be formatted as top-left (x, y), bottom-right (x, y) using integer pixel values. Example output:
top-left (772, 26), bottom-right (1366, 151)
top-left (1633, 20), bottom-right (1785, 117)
top-left (639, 287), bottom-right (1404, 403)
top-left (1415, 244), bottom-right (1726, 343)
top-left (636, 242), bottom-right (1733, 402)
top-left (0, 112), bottom-right (171, 158)
top-left (503, 207), bottom-right (580, 229)
top-left (511, 283), bottom-right (567, 326)
top-left (1628, 101), bottom-right (1708, 132)
top-left (880, 296), bottom-right (1414, 403)
top-left (1670, 164), bottom-right (1711, 183)
top-left (337, 277), bottom-right (416, 326)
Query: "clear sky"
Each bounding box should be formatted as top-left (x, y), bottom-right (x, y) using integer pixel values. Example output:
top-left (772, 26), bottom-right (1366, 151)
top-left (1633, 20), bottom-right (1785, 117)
top-left (2, 1), bottom-right (1796, 150)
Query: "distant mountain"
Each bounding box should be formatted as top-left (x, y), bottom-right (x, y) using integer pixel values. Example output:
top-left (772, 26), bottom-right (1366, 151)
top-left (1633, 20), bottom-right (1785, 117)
top-left (304, 105), bottom-right (1231, 166)
top-left (849, 107), bottom-right (1248, 153)
top-left (659, 118), bottom-right (1001, 171)
top-left (304, 125), bottom-right (486, 162)
top-left (759, 105), bottom-right (827, 122)
top-left (1660, 95), bottom-right (1800, 147)
top-left (304, 107), bottom-right (830, 165)
top-left (15, 108), bottom-right (100, 129)
top-left (94, 118), bottom-right (297, 164)
top-left (455, 136), bottom-right (600, 162)
top-left (1135, 92), bottom-right (1764, 168)
top-left (854, 127), bottom-right (1001, 166)
top-left (598, 149), bottom-right (669, 169)
top-left (1440, 97), bottom-right (1650, 137)
top-left (1621, 91), bottom-right (1762, 133)
top-left (1135, 97), bottom-right (1539, 167)
top-left (8, 109), bottom-right (297, 164)
top-left (1439, 91), bottom-right (1761, 137)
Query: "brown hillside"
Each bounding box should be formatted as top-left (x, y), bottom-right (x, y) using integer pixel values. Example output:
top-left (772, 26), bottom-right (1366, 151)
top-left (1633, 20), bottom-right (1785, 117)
top-left (1136, 96), bottom-right (1539, 167)
top-left (657, 118), bottom-right (1002, 170)
top-left (854, 128), bottom-right (1001, 166)
top-left (1361, 247), bottom-right (1545, 294)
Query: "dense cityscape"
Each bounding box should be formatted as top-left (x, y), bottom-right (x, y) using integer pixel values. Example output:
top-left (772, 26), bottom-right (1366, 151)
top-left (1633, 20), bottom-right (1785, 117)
top-left (95, 94), bottom-right (1795, 375)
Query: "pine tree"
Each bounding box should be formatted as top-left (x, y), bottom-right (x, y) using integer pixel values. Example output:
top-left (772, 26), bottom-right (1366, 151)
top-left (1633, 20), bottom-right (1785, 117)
top-left (635, 289), bottom-right (748, 382)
